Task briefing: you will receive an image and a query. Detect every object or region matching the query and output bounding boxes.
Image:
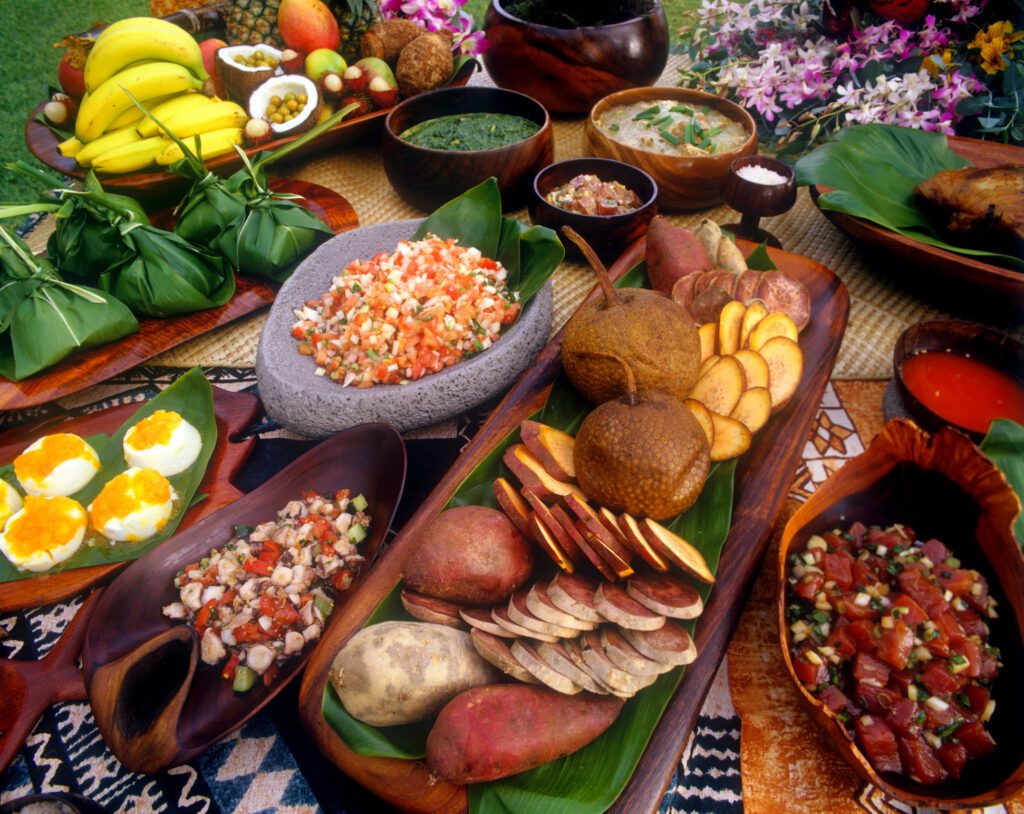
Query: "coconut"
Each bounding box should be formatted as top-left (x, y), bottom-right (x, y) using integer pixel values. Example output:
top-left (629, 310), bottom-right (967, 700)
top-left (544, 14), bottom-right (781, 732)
top-left (248, 74), bottom-right (323, 136)
top-left (216, 44), bottom-right (284, 106)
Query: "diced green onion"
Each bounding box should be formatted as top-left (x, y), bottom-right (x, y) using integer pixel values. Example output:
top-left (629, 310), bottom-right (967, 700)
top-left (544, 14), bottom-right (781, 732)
top-left (472, 338), bottom-right (485, 351)
top-left (632, 105), bottom-right (661, 120)
top-left (234, 524), bottom-right (252, 538)
top-left (945, 557), bottom-right (961, 568)
top-left (670, 105), bottom-right (694, 115)
top-left (232, 665), bottom-right (256, 693)
top-left (609, 124), bottom-right (620, 131)
top-left (659, 129), bottom-right (682, 147)
top-left (708, 125), bottom-right (724, 137)
top-left (366, 349), bottom-right (379, 361)
top-left (650, 115), bottom-right (673, 129)
top-left (351, 493), bottom-right (368, 512)
top-left (684, 121), bottom-right (695, 145)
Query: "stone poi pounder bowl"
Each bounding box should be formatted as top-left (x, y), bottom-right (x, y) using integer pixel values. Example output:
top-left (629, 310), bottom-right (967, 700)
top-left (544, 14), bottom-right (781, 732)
top-left (257, 219), bottom-right (553, 438)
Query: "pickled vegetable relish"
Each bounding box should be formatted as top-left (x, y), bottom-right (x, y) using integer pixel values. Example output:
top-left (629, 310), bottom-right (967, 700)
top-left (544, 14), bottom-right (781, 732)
top-left (786, 522), bottom-right (1000, 785)
top-left (291, 236), bottom-right (521, 387)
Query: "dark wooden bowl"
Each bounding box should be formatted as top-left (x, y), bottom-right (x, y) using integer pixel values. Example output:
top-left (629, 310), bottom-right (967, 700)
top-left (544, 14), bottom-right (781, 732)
top-left (382, 86), bottom-right (553, 212)
top-left (585, 88), bottom-right (757, 210)
top-left (893, 320), bottom-right (1024, 441)
top-left (777, 419), bottom-right (1024, 809)
top-left (528, 157), bottom-right (657, 264)
top-left (481, 0), bottom-right (669, 115)
top-left (723, 156), bottom-right (797, 218)
top-left (80, 424), bottom-right (406, 774)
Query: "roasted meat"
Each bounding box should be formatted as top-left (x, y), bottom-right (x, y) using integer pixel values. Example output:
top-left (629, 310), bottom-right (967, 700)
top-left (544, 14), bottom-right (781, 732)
top-left (914, 165), bottom-right (1024, 257)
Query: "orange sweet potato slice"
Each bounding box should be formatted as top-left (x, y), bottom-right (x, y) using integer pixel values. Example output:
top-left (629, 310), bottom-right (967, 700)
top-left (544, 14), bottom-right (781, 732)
top-left (730, 387), bottom-right (772, 435)
top-left (709, 411), bottom-right (753, 462)
top-left (640, 518), bottom-right (714, 583)
top-left (739, 300), bottom-right (768, 348)
top-left (520, 420), bottom-right (576, 482)
top-left (698, 322), bottom-right (716, 364)
top-left (759, 335), bottom-right (803, 410)
top-left (683, 398), bottom-right (715, 447)
top-left (716, 300), bottom-right (746, 356)
top-left (747, 312), bottom-right (798, 352)
top-left (732, 348), bottom-right (769, 390)
top-left (688, 355), bottom-right (746, 416)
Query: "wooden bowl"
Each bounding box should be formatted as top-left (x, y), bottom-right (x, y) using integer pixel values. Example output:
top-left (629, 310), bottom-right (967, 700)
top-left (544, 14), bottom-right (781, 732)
top-left (777, 419), bottom-right (1024, 808)
top-left (80, 424), bottom-right (406, 774)
top-left (481, 0), bottom-right (669, 115)
top-left (893, 320), bottom-right (1024, 442)
top-left (528, 157), bottom-right (658, 264)
top-left (585, 88), bottom-right (757, 210)
top-left (382, 86), bottom-right (553, 212)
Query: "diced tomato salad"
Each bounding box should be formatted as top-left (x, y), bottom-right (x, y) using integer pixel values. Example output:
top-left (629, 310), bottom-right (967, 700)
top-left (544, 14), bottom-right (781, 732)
top-left (786, 521), bottom-right (1001, 785)
top-left (291, 236), bottom-right (521, 387)
top-left (162, 490), bottom-right (371, 692)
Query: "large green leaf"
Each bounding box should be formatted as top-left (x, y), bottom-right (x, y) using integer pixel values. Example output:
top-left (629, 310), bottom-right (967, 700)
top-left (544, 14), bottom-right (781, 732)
top-left (794, 124), bottom-right (1023, 270)
top-left (0, 368), bottom-right (218, 582)
top-left (323, 262), bottom-right (738, 813)
top-left (412, 179), bottom-right (564, 305)
top-left (980, 419), bottom-right (1024, 544)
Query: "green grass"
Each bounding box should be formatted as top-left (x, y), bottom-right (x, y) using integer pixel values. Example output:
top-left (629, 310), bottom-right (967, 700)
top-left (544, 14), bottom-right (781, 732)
top-left (0, 0), bottom-right (694, 204)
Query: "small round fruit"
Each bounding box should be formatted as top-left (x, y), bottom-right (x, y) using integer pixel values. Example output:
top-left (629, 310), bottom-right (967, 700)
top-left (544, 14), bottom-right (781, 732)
top-left (305, 47), bottom-right (347, 81)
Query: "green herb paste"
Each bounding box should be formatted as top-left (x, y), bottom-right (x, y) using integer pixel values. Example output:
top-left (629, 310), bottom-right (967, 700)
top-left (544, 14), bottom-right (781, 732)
top-left (400, 113), bottom-right (539, 151)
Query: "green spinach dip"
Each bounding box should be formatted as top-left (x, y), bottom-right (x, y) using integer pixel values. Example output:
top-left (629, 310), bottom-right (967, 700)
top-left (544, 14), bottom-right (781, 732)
top-left (400, 113), bottom-right (539, 151)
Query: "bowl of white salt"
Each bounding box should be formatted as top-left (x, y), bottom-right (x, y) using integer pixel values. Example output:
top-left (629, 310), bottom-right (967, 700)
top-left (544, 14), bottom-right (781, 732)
top-left (721, 156), bottom-right (797, 247)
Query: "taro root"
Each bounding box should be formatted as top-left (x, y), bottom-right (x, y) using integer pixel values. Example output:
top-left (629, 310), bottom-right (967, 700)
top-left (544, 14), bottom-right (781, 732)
top-left (396, 32), bottom-right (453, 98)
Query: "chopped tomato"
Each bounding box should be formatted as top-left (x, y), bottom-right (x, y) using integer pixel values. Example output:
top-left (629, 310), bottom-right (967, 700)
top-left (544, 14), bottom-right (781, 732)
top-left (274, 604), bottom-right (300, 626)
top-left (195, 599), bottom-right (217, 635)
top-left (221, 652), bottom-right (240, 681)
top-left (259, 594), bottom-right (278, 618)
top-left (242, 558), bottom-right (273, 576)
top-left (233, 622), bottom-right (267, 643)
top-left (262, 663), bottom-right (280, 687)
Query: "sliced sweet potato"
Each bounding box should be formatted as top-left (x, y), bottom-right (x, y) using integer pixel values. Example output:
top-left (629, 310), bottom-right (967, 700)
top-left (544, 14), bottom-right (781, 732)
top-left (696, 353), bottom-right (720, 381)
top-left (621, 622), bottom-right (698, 667)
top-left (425, 684), bottom-right (624, 783)
top-left (569, 522), bottom-right (617, 581)
top-left (688, 355), bottom-right (746, 416)
top-left (528, 511), bottom-right (574, 573)
top-left (717, 300), bottom-right (746, 356)
top-left (754, 270), bottom-right (811, 331)
top-left (690, 286), bottom-right (733, 325)
top-left (509, 589), bottom-right (581, 639)
top-left (693, 270), bottom-right (720, 295)
top-left (671, 273), bottom-right (700, 324)
top-left (493, 477), bottom-right (531, 537)
top-left (626, 572), bottom-right (703, 619)
top-left (520, 420), bottom-right (576, 481)
top-left (594, 582), bottom-right (666, 631)
top-left (511, 639), bottom-right (583, 694)
top-left (461, 607), bottom-right (517, 638)
top-left (683, 398), bottom-right (715, 447)
top-left (739, 300), bottom-right (767, 348)
top-left (400, 590), bottom-right (467, 628)
top-left (618, 513), bottom-right (670, 572)
top-left (491, 606), bottom-right (559, 642)
top-left (503, 445), bottom-right (583, 503)
top-left (563, 638), bottom-right (629, 698)
top-left (733, 270), bottom-right (762, 304)
top-left (759, 335), bottom-right (803, 410)
top-left (640, 518), bottom-right (715, 583)
top-left (600, 627), bottom-right (669, 677)
top-left (698, 322), bottom-right (716, 364)
top-left (564, 492), bottom-right (634, 578)
top-left (731, 387), bottom-right (772, 435)
top-left (547, 572), bottom-right (604, 623)
top-left (524, 487), bottom-right (579, 566)
top-left (548, 504), bottom-right (585, 563)
top-left (598, 506), bottom-right (630, 548)
top-left (470, 629), bottom-right (540, 684)
top-left (732, 348), bottom-right (769, 390)
top-left (526, 584), bottom-right (596, 631)
top-left (706, 270), bottom-right (738, 297)
top-left (709, 411), bottom-right (752, 462)
top-left (536, 641), bottom-right (609, 695)
top-left (580, 630), bottom-right (658, 695)
top-left (746, 312), bottom-right (798, 352)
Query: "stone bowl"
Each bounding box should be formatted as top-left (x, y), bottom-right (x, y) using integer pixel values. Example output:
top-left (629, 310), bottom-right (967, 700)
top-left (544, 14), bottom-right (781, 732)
top-left (256, 219), bottom-right (553, 437)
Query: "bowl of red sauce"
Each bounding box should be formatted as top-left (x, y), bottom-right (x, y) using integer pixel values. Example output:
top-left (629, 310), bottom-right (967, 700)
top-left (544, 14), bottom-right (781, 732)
top-left (894, 320), bottom-right (1024, 441)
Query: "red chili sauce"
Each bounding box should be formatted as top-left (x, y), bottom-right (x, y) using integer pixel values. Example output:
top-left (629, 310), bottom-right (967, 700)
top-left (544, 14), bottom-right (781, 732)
top-left (901, 351), bottom-right (1024, 435)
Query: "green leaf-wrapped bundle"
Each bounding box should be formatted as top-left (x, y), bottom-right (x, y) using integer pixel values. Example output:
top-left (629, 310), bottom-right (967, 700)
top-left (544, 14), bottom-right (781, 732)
top-left (101, 222), bottom-right (235, 318)
top-left (0, 226), bottom-right (138, 381)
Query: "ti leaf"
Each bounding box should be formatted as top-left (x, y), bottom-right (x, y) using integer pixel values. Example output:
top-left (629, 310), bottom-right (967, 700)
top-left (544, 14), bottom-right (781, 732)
top-left (794, 124), bottom-right (1023, 270)
top-left (980, 419), bottom-right (1024, 545)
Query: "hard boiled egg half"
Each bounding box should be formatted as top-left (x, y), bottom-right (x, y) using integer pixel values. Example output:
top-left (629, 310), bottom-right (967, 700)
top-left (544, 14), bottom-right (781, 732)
top-left (0, 495), bottom-right (88, 572)
top-left (123, 410), bottom-right (202, 477)
top-left (0, 480), bottom-right (23, 528)
top-left (14, 433), bottom-right (100, 497)
top-left (90, 467), bottom-right (177, 543)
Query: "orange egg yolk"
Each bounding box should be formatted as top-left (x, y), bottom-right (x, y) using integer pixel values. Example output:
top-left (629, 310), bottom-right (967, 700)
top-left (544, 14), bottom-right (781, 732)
top-left (14, 434), bottom-right (97, 484)
top-left (5, 496), bottom-right (84, 559)
top-left (90, 468), bottom-right (172, 532)
top-left (127, 410), bottom-right (182, 451)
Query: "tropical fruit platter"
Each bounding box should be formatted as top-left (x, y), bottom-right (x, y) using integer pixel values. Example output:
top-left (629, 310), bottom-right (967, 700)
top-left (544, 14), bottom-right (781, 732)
top-left (3, 1), bottom-right (1023, 813)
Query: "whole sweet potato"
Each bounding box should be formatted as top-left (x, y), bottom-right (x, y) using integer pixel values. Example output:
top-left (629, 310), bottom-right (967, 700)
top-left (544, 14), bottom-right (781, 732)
top-left (645, 216), bottom-right (713, 294)
top-left (425, 684), bottom-right (624, 783)
top-left (404, 505), bottom-right (535, 605)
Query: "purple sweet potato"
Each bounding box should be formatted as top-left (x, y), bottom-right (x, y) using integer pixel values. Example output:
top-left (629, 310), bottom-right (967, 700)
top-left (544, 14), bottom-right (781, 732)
top-left (645, 216), bottom-right (713, 294)
top-left (425, 684), bottom-right (624, 783)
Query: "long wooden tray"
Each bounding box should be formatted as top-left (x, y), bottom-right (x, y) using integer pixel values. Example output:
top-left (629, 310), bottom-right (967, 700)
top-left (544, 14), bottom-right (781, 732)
top-left (0, 179), bottom-right (357, 412)
top-left (809, 135), bottom-right (1024, 314)
top-left (0, 386), bottom-right (260, 612)
top-left (296, 236), bottom-right (851, 813)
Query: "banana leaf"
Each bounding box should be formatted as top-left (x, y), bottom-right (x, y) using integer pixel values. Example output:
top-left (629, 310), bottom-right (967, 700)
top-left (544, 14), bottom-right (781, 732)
top-left (0, 226), bottom-right (138, 381)
top-left (980, 419), bottom-right (1024, 545)
top-left (100, 221), bottom-right (235, 318)
top-left (413, 178), bottom-right (564, 305)
top-left (793, 124), bottom-right (1024, 270)
top-left (0, 368), bottom-right (218, 582)
top-left (322, 263), bottom-right (738, 814)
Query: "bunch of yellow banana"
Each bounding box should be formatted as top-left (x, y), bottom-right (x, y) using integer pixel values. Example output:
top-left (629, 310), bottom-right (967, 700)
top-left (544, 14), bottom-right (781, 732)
top-left (83, 16), bottom-right (207, 92)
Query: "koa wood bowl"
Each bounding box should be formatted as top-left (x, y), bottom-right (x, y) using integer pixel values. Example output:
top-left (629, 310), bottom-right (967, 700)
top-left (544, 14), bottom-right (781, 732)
top-left (893, 320), bottom-right (1024, 442)
top-left (529, 157), bottom-right (658, 264)
top-left (481, 0), bottom-right (669, 115)
top-left (585, 88), bottom-right (757, 210)
top-left (382, 86), bottom-right (553, 212)
top-left (80, 424), bottom-right (406, 774)
top-left (777, 419), bottom-right (1024, 809)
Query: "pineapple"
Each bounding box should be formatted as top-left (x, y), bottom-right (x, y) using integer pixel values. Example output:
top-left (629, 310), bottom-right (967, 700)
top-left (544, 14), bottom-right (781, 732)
top-left (149, 0), bottom-right (211, 17)
top-left (221, 0), bottom-right (378, 59)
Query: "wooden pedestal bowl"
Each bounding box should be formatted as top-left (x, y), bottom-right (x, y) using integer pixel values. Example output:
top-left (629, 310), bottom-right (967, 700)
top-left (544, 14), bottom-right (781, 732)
top-left (382, 86), bottom-right (553, 212)
top-left (777, 419), bottom-right (1024, 809)
top-left (585, 88), bottom-right (757, 210)
top-left (481, 0), bottom-right (669, 115)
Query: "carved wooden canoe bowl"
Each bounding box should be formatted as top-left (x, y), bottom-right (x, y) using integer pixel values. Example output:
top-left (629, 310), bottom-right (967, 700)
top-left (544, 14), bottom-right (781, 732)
top-left (777, 419), bottom-right (1024, 808)
top-left (382, 86), bottom-right (554, 212)
top-left (481, 0), bottom-right (669, 114)
top-left (585, 88), bottom-right (757, 210)
top-left (80, 423), bottom-right (406, 774)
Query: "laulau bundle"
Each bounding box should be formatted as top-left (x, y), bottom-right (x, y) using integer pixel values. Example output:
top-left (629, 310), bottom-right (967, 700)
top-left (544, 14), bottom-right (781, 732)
top-left (0, 226), bottom-right (138, 381)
